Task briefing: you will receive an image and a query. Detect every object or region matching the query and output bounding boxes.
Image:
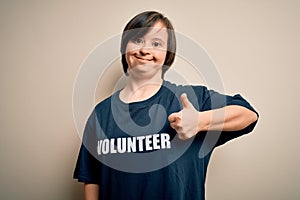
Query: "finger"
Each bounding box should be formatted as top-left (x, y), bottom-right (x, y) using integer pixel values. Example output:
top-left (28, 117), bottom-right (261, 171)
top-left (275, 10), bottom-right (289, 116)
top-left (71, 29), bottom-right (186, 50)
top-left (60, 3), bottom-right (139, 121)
top-left (168, 113), bottom-right (176, 123)
top-left (180, 93), bottom-right (192, 108)
top-left (170, 122), bottom-right (181, 132)
top-left (168, 112), bottom-right (181, 123)
top-left (170, 122), bottom-right (178, 130)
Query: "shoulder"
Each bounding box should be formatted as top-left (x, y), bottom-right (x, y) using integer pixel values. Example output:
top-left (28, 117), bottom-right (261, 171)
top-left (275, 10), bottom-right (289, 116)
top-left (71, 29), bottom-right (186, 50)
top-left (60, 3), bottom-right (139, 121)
top-left (163, 80), bottom-right (208, 97)
top-left (164, 80), bottom-right (207, 90)
top-left (94, 91), bottom-right (121, 114)
top-left (164, 80), bottom-right (207, 88)
top-left (163, 81), bottom-right (209, 109)
top-left (95, 95), bottom-right (112, 110)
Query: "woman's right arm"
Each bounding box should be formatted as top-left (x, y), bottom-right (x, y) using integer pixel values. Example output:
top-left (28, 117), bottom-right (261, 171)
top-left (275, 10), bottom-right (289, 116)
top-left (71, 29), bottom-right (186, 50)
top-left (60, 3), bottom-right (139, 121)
top-left (84, 183), bottom-right (99, 200)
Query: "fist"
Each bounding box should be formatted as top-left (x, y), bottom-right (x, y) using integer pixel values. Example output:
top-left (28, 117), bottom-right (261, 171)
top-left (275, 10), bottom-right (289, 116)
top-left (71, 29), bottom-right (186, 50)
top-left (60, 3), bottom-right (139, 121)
top-left (168, 93), bottom-right (200, 140)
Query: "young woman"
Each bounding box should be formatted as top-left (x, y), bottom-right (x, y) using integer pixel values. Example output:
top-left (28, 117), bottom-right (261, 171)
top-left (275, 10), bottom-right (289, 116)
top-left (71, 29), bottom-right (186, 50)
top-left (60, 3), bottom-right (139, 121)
top-left (74, 11), bottom-right (258, 200)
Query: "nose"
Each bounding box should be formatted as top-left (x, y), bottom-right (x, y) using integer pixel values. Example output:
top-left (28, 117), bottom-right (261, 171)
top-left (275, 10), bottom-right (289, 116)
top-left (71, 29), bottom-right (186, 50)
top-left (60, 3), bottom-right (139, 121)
top-left (139, 42), bottom-right (151, 55)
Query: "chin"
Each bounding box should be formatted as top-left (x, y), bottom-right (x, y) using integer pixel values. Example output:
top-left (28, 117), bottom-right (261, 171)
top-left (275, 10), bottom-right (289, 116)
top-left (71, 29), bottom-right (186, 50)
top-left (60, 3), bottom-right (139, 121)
top-left (128, 66), bottom-right (162, 77)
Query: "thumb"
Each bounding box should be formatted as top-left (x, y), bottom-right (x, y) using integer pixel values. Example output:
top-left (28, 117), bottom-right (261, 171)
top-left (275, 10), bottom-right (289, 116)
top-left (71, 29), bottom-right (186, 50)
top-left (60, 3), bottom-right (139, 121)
top-left (180, 93), bottom-right (192, 109)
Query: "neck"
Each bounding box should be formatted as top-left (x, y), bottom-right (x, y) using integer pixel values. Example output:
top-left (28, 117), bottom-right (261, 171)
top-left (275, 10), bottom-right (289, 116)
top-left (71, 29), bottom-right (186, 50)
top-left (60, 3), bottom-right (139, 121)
top-left (120, 74), bottom-right (163, 103)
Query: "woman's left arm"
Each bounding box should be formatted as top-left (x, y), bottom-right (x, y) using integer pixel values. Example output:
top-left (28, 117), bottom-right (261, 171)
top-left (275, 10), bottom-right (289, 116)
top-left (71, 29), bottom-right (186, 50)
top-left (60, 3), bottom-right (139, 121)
top-left (198, 105), bottom-right (258, 132)
top-left (168, 94), bottom-right (258, 140)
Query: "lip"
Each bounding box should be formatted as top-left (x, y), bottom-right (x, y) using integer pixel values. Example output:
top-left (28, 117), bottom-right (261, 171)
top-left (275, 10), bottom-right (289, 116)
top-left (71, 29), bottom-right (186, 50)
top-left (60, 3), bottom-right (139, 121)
top-left (135, 56), bottom-right (153, 62)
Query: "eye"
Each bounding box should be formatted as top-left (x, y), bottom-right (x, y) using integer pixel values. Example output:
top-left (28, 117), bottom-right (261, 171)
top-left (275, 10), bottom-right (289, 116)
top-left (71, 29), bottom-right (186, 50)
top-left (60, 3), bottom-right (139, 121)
top-left (153, 41), bottom-right (161, 47)
top-left (134, 38), bottom-right (143, 44)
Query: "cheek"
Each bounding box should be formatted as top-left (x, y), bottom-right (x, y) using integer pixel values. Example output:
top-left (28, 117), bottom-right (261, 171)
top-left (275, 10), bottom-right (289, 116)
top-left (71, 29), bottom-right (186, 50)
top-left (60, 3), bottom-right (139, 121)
top-left (125, 42), bottom-right (139, 54)
top-left (155, 50), bottom-right (167, 63)
top-left (125, 52), bottom-right (133, 68)
top-left (125, 44), bottom-right (135, 66)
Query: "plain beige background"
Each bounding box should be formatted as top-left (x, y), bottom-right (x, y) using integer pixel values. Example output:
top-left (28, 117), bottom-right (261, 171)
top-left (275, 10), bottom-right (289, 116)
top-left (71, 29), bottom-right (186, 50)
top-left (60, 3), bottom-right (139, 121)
top-left (1, 0), bottom-right (299, 199)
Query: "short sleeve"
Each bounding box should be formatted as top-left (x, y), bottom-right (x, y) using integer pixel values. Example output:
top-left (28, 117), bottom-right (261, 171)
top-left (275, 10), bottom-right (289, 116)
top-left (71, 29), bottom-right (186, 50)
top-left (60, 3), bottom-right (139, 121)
top-left (73, 111), bottom-right (101, 183)
top-left (200, 88), bottom-right (258, 147)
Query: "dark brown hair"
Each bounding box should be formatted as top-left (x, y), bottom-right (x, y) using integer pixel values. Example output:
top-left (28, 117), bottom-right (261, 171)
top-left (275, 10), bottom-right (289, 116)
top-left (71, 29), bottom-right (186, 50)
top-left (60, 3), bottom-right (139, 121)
top-left (120, 11), bottom-right (176, 76)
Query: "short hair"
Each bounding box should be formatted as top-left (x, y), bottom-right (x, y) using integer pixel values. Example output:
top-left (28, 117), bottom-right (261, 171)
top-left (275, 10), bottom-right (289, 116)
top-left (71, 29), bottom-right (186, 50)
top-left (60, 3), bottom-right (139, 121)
top-left (120, 11), bottom-right (176, 76)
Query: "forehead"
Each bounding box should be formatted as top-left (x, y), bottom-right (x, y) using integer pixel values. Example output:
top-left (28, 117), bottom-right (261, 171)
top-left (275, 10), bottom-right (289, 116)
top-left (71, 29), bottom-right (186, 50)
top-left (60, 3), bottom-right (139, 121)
top-left (143, 21), bottom-right (168, 40)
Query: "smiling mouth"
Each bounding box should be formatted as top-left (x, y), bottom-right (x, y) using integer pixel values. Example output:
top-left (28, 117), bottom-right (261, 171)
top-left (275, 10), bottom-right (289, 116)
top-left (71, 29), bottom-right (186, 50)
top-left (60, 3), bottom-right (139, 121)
top-left (135, 56), bottom-right (153, 62)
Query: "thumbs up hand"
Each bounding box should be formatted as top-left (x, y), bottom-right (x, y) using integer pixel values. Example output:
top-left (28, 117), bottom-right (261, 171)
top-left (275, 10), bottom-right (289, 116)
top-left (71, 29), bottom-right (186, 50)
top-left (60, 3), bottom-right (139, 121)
top-left (168, 93), bottom-right (200, 140)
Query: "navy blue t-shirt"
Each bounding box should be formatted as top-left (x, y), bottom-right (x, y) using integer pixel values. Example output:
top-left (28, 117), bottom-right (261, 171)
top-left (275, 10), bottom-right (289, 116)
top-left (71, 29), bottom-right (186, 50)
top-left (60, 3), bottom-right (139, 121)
top-left (73, 81), bottom-right (258, 200)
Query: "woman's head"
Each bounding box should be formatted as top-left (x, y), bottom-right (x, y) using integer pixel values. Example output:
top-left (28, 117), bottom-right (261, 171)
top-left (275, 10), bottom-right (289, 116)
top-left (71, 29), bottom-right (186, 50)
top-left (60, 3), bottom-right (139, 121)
top-left (120, 11), bottom-right (176, 77)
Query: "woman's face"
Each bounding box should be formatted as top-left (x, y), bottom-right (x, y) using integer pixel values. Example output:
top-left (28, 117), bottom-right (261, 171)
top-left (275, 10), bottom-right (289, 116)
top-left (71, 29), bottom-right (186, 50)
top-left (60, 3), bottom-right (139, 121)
top-left (125, 21), bottom-right (168, 78)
